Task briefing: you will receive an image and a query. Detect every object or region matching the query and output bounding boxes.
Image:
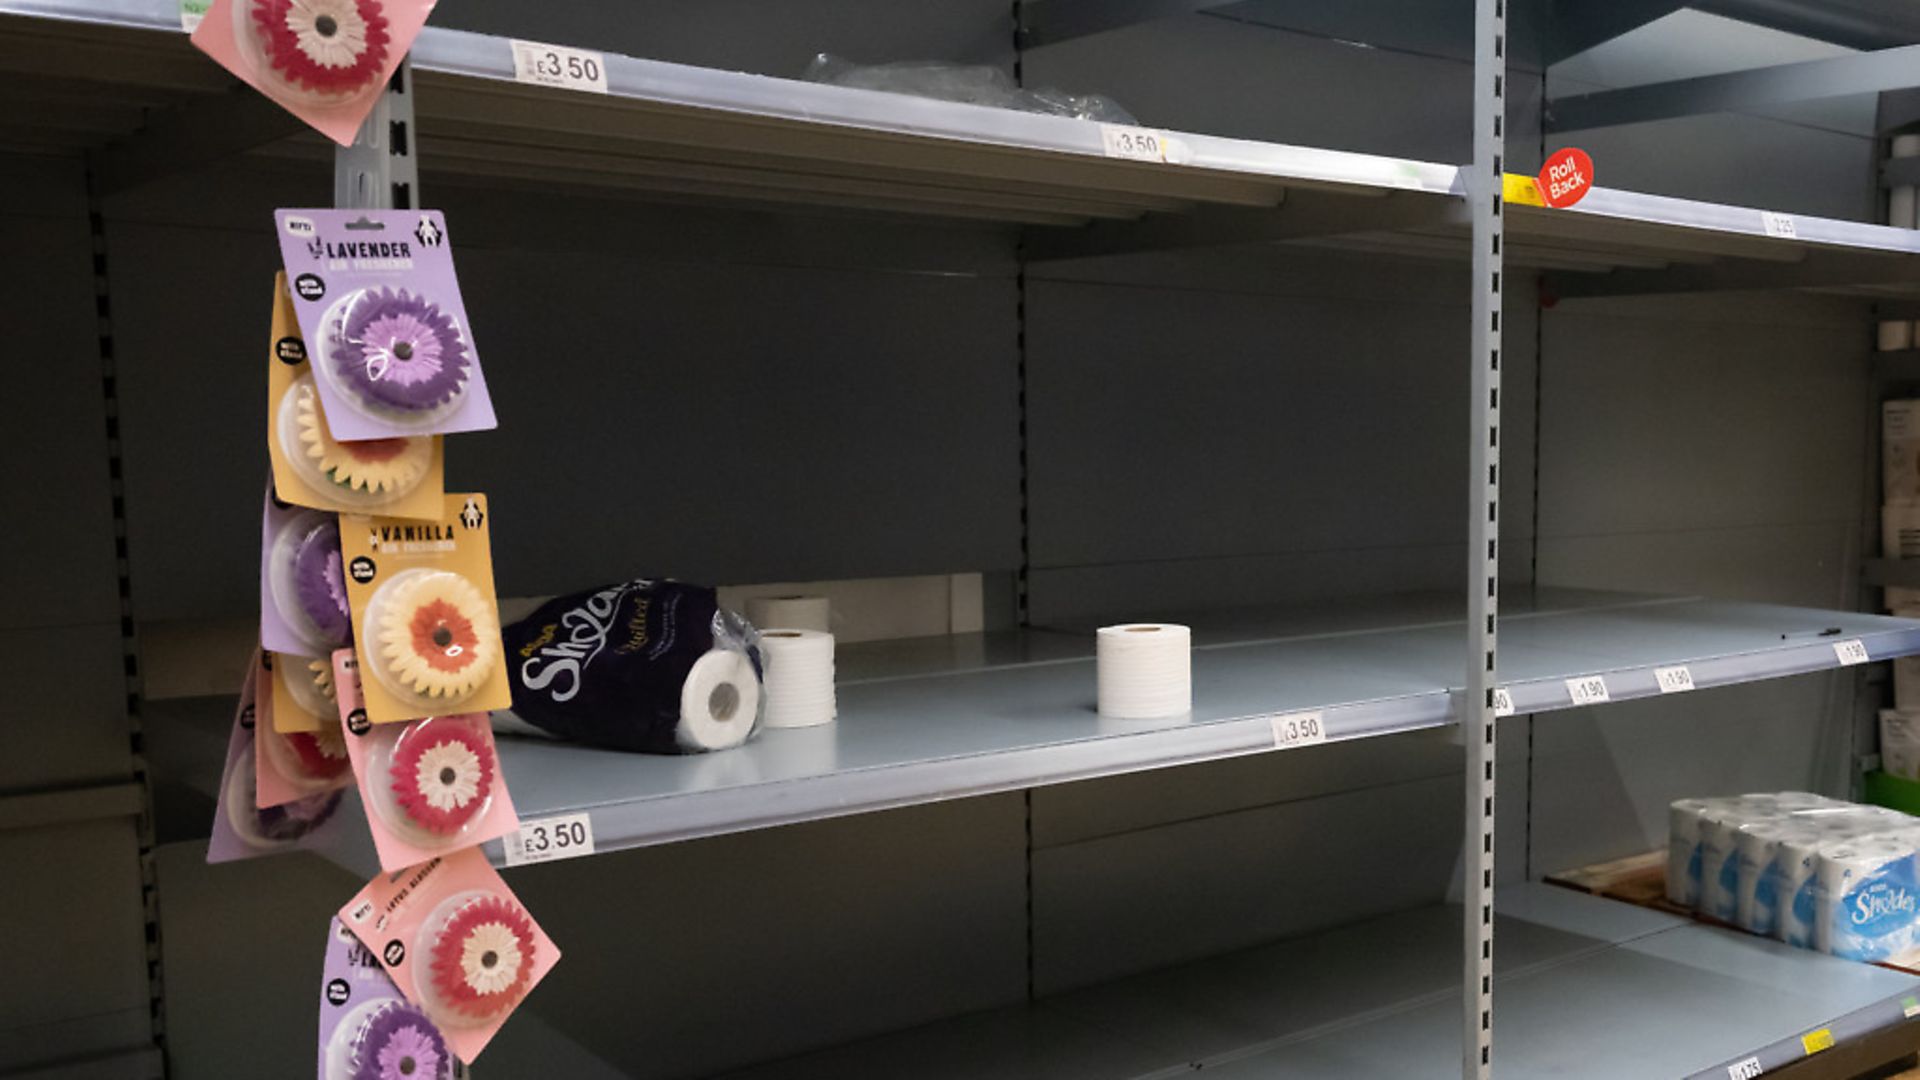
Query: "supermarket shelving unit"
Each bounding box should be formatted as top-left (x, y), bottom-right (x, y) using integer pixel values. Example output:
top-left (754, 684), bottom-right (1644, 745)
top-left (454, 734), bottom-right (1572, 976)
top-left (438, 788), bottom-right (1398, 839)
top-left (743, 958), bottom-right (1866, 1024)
top-left (9, 1), bottom-right (1920, 1077)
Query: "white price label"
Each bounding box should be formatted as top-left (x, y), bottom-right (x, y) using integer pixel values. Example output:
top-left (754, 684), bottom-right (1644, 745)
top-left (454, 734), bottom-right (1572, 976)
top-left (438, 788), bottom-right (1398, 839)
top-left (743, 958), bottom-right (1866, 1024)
top-left (1100, 124), bottom-right (1168, 163)
top-left (1654, 665), bottom-right (1695, 694)
top-left (1492, 688), bottom-right (1515, 717)
top-left (503, 812), bottom-right (596, 866)
top-left (1565, 675), bottom-right (1610, 707)
top-left (1760, 211), bottom-right (1797, 239)
top-left (1834, 639), bottom-right (1870, 666)
top-left (510, 40), bottom-right (610, 94)
top-left (1726, 1058), bottom-right (1763, 1080)
top-left (1270, 711), bottom-right (1327, 749)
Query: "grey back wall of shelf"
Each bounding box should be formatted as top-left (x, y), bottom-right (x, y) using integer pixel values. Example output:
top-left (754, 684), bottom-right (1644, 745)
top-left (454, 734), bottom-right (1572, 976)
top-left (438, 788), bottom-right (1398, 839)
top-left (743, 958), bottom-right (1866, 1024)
top-left (1531, 290), bottom-right (1873, 875)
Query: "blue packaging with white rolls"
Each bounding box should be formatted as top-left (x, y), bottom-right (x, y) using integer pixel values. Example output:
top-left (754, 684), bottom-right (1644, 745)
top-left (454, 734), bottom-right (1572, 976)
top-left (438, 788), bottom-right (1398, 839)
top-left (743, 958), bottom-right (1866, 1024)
top-left (501, 580), bottom-right (763, 754)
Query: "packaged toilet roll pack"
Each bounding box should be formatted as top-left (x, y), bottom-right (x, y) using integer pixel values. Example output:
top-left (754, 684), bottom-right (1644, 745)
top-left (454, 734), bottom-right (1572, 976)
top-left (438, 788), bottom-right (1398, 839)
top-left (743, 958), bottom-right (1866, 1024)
top-left (1669, 792), bottom-right (1920, 964)
top-left (501, 580), bottom-right (765, 754)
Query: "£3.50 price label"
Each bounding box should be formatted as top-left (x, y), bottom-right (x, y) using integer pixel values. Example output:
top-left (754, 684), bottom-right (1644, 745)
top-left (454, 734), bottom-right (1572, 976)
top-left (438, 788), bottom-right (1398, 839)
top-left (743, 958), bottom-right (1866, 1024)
top-left (1565, 674), bottom-right (1610, 707)
top-left (503, 812), bottom-right (595, 866)
top-left (1100, 124), bottom-right (1168, 163)
top-left (1653, 665), bottom-right (1695, 694)
top-left (510, 40), bottom-right (610, 94)
top-left (1834, 639), bottom-right (1870, 666)
top-left (1270, 711), bottom-right (1326, 749)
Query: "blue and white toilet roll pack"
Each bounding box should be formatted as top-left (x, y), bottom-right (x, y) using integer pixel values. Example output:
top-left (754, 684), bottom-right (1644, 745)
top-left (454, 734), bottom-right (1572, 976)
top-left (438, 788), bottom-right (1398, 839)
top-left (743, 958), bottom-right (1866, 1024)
top-left (1815, 833), bottom-right (1920, 963)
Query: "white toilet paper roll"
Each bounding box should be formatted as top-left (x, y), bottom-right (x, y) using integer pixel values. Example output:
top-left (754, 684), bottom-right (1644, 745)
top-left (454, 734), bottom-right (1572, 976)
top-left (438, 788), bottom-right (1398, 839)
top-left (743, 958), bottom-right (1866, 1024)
top-left (1096, 623), bottom-right (1192, 719)
top-left (746, 595), bottom-right (830, 634)
top-left (1881, 321), bottom-right (1915, 352)
top-left (677, 649), bottom-right (761, 752)
top-left (759, 629), bottom-right (837, 729)
top-left (1737, 820), bottom-right (1814, 934)
top-left (1883, 709), bottom-right (1920, 781)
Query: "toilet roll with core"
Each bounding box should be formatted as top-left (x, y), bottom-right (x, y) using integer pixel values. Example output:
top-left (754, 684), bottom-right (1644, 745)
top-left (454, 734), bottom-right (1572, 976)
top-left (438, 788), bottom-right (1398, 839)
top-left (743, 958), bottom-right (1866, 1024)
top-left (1096, 623), bottom-right (1192, 719)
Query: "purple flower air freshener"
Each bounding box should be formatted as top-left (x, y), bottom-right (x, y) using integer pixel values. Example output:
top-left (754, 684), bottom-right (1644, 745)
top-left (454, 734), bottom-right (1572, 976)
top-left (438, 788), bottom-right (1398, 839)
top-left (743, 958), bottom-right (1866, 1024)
top-left (265, 502), bottom-right (352, 655)
top-left (327, 288), bottom-right (471, 422)
top-left (293, 518), bottom-right (352, 647)
top-left (349, 1000), bottom-right (453, 1080)
top-left (274, 209), bottom-right (498, 440)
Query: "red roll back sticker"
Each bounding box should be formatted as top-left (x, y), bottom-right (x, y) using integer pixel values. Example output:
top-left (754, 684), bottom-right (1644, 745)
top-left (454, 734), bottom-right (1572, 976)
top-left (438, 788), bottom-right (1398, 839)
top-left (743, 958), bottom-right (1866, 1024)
top-left (1538, 148), bottom-right (1594, 208)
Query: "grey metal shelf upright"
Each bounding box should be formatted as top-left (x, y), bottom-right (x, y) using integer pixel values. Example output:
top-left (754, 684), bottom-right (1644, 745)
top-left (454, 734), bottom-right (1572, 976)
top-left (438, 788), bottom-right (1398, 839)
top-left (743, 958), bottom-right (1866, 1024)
top-left (11, 1), bottom-right (1920, 1078)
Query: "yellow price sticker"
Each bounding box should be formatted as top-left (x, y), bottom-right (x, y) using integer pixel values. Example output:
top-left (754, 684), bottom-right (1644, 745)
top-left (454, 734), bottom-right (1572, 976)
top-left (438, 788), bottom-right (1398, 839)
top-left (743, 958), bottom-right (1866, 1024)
top-left (1502, 174), bottom-right (1545, 208)
top-left (1801, 1028), bottom-right (1834, 1055)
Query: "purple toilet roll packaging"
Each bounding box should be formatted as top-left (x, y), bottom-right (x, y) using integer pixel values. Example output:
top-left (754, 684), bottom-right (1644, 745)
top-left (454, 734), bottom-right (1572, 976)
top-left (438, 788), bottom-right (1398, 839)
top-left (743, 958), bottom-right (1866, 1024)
top-left (274, 209), bottom-right (496, 440)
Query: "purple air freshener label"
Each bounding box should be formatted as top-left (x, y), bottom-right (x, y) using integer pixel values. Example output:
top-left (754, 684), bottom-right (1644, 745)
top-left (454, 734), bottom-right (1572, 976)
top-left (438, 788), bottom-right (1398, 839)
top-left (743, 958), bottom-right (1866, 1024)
top-left (319, 917), bottom-right (461, 1080)
top-left (274, 209), bottom-right (496, 440)
top-left (262, 485), bottom-right (352, 656)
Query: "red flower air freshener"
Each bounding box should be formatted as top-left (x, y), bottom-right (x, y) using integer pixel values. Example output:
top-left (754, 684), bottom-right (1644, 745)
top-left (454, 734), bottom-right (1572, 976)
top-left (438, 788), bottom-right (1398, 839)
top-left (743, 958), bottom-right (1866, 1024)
top-left (192, 0), bottom-right (436, 146)
top-left (339, 848), bottom-right (559, 1062)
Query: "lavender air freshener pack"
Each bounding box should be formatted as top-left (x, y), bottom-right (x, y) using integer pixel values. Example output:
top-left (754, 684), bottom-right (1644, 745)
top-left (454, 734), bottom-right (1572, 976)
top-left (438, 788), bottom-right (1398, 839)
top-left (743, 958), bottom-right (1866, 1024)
top-left (262, 487), bottom-right (352, 656)
top-left (317, 917), bottom-right (462, 1080)
top-left (274, 210), bottom-right (496, 440)
top-left (502, 580), bottom-right (766, 755)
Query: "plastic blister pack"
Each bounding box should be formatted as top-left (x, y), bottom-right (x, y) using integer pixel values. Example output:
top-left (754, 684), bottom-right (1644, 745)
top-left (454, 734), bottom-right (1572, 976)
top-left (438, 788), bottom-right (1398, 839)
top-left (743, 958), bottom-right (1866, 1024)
top-left (260, 721), bottom-right (354, 796)
top-left (363, 569), bottom-right (502, 711)
top-left (339, 848), bottom-right (558, 1061)
top-left (803, 54), bottom-right (1136, 123)
top-left (265, 505), bottom-right (354, 653)
top-left (315, 287), bottom-right (476, 429)
top-left (415, 891), bottom-right (539, 1028)
top-left (366, 716), bottom-right (498, 846)
top-left (501, 580), bottom-right (765, 754)
top-left (224, 734), bottom-right (346, 851)
top-left (278, 375), bottom-right (437, 507)
top-left (318, 917), bottom-right (462, 1080)
top-left (191, 0), bottom-right (436, 146)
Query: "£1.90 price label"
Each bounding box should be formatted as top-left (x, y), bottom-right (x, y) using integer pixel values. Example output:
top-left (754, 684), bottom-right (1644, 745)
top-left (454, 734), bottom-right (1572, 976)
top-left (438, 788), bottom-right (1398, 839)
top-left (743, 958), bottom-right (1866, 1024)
top-left (1834, 639), bottom-right (1870, 666)
top-left (1653, 665), bottom-right (1695, 694)
top-left (502, 812), bottom-right (595, 866)
top-left (1492, 688), bottom-right (1515, 718)
top-left (1100, 124), bottom-right (1167, 163)
top-left (510, 40), bottom-right (610, 94)
top-left (1270, 711), bottom-right (1327, 750)
top-left (1565, 675), bottom-right (1610, 707)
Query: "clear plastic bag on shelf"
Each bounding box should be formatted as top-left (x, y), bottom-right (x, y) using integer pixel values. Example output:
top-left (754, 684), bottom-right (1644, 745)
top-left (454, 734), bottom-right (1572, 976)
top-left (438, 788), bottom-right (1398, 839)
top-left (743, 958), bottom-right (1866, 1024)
top-left (802, 53), bottom-right (1136, 123)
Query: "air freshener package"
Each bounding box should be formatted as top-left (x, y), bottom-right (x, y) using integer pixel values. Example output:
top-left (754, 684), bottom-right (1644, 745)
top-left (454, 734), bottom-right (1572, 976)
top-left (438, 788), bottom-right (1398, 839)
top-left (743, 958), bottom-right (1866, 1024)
top-left (191, 0), bottom-right (438, 146)
top-left (335, 649), bottom-right (520, 872)
top-left (339, 493), bottom-right (511, 723)
top-left (268, 648), bottom-right (336, 733)
top-left (502, 579), bottom-right (765, 754)
top-left (317, 917), bottom-right (464, 1080)
top-left (255, 666), bottom-right (353, 806)
top-left (210, 651), bottom-right (351, 863)
top-left (265, 274), bottom-right (445, 518)
top-left (339, 848), bottom-right (558, 1063)
top-left (263, 491), bottom-right (354, 655)
top-left (274, 211), bottom-right (496, 439)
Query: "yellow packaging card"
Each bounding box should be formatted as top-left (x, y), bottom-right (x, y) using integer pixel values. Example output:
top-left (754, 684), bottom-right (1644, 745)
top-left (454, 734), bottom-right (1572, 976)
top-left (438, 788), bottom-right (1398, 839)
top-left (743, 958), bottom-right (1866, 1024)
top-left (264, 274), bottom-right (446, 521)
top-left (339, 493), bottom-right (512, 724)
top-left (266, 649), bottom-right (331, 733)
